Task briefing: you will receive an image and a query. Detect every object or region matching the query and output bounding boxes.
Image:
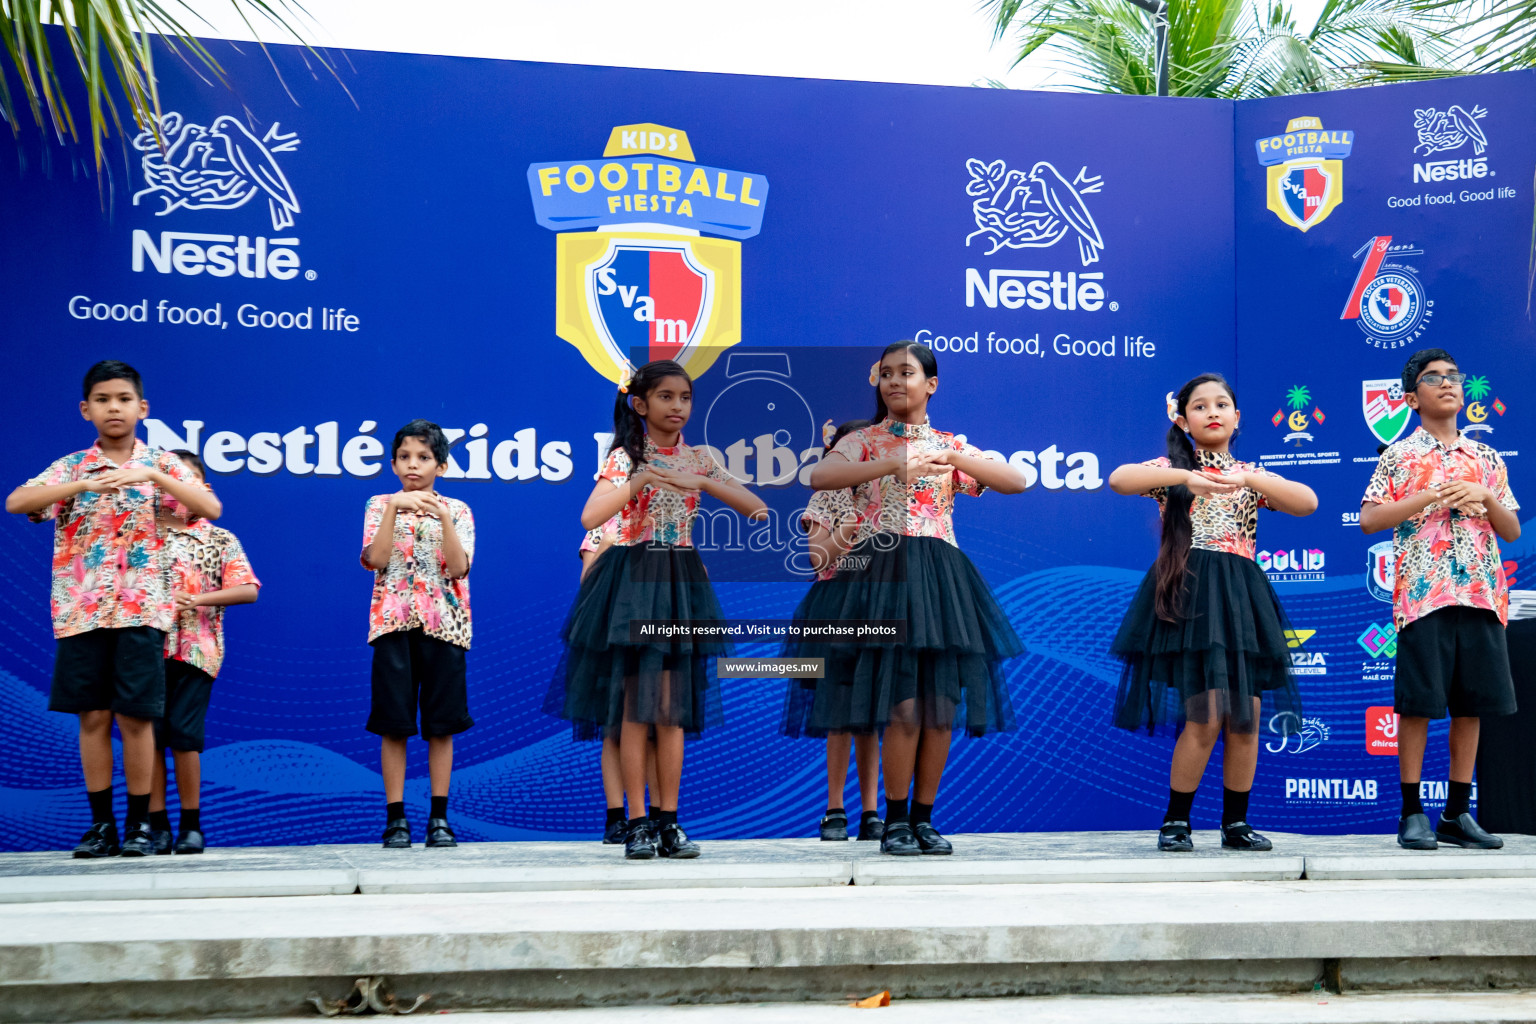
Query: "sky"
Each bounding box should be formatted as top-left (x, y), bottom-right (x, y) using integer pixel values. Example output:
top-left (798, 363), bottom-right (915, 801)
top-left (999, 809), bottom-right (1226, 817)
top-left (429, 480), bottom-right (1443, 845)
top-left (182, 0), bottom-right (1334, 92)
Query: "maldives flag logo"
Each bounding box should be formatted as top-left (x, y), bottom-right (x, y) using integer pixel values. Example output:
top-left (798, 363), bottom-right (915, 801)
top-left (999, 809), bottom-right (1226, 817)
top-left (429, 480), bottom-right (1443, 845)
top-left (1362, 378), bottom-right (1411, 445)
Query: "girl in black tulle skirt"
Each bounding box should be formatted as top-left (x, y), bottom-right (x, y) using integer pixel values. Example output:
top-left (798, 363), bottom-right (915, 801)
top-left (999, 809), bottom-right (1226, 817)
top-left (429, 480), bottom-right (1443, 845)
top-left (794, 341), bottom-right (1029, 857)
top-left (548, 359), bottom-right (766, 860)
top-left (1108, 373), bottom-right (1318, 853)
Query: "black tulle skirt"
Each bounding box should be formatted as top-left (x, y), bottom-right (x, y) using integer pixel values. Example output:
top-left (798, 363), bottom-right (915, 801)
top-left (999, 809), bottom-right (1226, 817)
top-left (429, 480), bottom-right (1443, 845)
top-left (780, 534), bottom-right (1023, 737)
top-left (544, 542), bottom-right (726, 735)
top-left (1111, 548), bottom-right (1301, 735)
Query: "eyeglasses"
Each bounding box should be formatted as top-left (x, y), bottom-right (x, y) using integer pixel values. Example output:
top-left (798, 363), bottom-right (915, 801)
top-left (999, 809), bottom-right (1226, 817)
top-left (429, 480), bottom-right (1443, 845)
top-left (1416, 372), bottom-right (1467, 387)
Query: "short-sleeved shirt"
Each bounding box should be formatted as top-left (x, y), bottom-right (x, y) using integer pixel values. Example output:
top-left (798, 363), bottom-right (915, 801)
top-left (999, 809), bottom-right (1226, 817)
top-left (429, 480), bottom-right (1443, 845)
top-left (827, 417), bottom-right (986, 546)
top-left (597, 436), bottom-right (734, 547)
top-left (161, 519), bottom-right (260, 678)
top-left (801, 486), bottom-right (877, 580)
top-left (578, 513), bottom-right (622, 557)
top-left (24, 440), bottom-right (196, 639)
top-left (361, 492), bottom-right (475, 648)
top-left (1361, 427), bottom-right (1519, 630)
top-left (1140, 449), bottom-right (1273, 560)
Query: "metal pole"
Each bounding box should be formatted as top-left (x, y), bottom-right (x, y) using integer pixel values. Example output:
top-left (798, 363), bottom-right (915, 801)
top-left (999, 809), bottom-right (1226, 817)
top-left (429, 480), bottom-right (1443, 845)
top-left (1123, 0), bottom-right (1170, 96)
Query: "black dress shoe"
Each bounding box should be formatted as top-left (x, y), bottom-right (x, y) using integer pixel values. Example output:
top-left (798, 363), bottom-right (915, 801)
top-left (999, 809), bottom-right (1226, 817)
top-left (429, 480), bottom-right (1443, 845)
top-left (382, 817), bottom-right (412, 849)
top-left (913, 821), bottom-right (953, 855)
top-left (174, 830), bottom-right (205, 855)
top-left (149, 829), bottom-right (174, 855)
top-left (120, 820), bottom-right (155, 857)
top-left (880, 820), bottom-right (920, 856)
top-left (602, 817), bottom-right (628, 844)
top-left (625, 819), bottom-right (658, 860)
top-left (1157, 820), bottom-right (1193, 852)
top-left (72, 822), bottom-right (120, 858)
top-left (1220, 821), bottom-right (1273, 851)
top-left (857, 815), bottom-right (886, 842)
top-left (1436, 812), bottom-right (1503, 849)
top-left (658, 823), bottom-right (701, 858)
top-left (1397, 812), bottom-right (1438, 850)
top-left (819, 812), bottom-right (849, 841)
top-left (425, 818), bottom-right (457, 848)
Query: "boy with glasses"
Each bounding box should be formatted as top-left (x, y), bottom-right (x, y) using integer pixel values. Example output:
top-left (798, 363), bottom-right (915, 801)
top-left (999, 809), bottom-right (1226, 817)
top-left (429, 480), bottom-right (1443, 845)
top-left (1360, 348), bottom-right (1520, 850)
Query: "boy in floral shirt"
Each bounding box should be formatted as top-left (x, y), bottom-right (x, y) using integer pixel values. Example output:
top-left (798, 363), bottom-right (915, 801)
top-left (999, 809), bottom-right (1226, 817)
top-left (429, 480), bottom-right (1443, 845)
top-left (5, 361), bottom-right (220, 858)
top-left (147, 450), bottom-right (260, 855)
top-left (361, 420), bottom-right (474, 849)
top-left (1361, 349), bottom-right (1521, 852)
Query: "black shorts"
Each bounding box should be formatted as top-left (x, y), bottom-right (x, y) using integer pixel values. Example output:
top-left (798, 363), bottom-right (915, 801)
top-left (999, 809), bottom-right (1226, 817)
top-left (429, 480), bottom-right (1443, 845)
top-left (49, 626), bottom-right (166, 719)
top-left (367, 629), bottom-right (473, 739)
top-left (1395, 605), bottom-right (1517, 719)
top-left (156, 659), bottom-right (215, 753)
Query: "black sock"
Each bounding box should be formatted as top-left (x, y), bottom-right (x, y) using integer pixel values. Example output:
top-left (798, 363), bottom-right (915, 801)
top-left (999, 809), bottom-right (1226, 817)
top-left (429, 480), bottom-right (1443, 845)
top-left (646, 805), bottom-right (657, 821)
top-left (180, 808), bottom-right (200, 833)
top-left (656, 809), bottom-right (678, 828)
top-left (126, 792), bottom-right (149, 825)
top-left (911, 801), bottom-right (934, 826)
top-left (1445, 780), bottom-right (1472, 820)
top-left (605, 807), bottom-right (626, 825)
top-left (1164, 787), bottom-right (1196, 824)
top-left (87, 787), bottom-right (114, 826)
top-left (825, 805), bottom-right (845, 818)
top-left (1401, 781), bottom-right (1423, 817)
top-left (430, 795), bottom-right (448, 820)
top-left (386, 801), bottom-right (405, 822)
top-left (886, 796), bottom-right (910, 824)
top-left (1222, 787), bottom-right (1251, 828)
top-left (862, 809), bottom-right (882, 822)
top-left (149, 809), bottom-right (172, 833)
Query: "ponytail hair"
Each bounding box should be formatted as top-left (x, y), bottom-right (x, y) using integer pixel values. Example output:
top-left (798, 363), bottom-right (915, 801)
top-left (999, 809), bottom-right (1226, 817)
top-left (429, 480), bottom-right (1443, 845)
top-left (870, 341), bottom-right (938, 422)
top-left (1154, 373), bottom-right (1237, 622)
top-left (610, 359), bottom-right (691, 469)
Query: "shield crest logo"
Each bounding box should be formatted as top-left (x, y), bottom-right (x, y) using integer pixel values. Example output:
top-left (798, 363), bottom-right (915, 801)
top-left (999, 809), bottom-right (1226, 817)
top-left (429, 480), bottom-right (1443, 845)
top-left (1367, 540), bottom-right (1395, 603)
top-left (1266, 159), bottom-right (1343, 232)
top-left (1362, 378), bottom-right (1411, 445)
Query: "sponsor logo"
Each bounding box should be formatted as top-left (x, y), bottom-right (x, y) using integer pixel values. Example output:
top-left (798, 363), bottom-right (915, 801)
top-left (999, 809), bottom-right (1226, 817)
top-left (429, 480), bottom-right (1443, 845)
top-left (1413, 105), bottom-right (1490, 183)
top-left (1341, 510), bottom-right (1360, 527)
top-left (1461, 375), bottom-right (1506, 436)
top-left (1283, 628), bottom-right (1326, 675)
top-left (1367, 540), bottom-right (1395, 602)
top-left (1341, 236), bottom-right (1432, 349)
top-left (1255, 116), bottom-right (1353, 232)
top-left (1357, 622), bottom-right (1399, 659)
top-left (1272, 384), bottom-right (1325, 445)
top-left (1362, 378), bottom-right (1411, 445)
top-left (1284, 778), bottom-right (1379, 801)
top-left (1366, 706), bottom-right (1399, 755)
top-left (1258, 548), bottom-right (1325, 582)
top-left (1267, 713), bottom-right (1330, 754)
top-left (527, 124), bottom-right (768, 382)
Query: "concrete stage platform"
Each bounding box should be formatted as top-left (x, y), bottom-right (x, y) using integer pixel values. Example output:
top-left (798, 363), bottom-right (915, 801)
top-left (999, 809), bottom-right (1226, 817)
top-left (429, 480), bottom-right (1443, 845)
top-left (5, 833), bottom-right (1536, 1022)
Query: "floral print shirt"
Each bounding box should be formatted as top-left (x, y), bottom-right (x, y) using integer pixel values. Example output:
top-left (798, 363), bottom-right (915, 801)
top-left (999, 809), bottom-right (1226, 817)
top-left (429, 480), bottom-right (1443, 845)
top-left (24, 441), bottom-right (196, 639)
top-left (1141, 450), bottom-right (1273, 560)
top-left (802, 486), bottom-right (878, 580)
top-left (1362, 427), bottom-right (1519, 630)
top-left (826, 418), bottom-right (986, 546)
top-left (597, 436), bottom-right (734, 547)
top-left (361, 493), bottom-right (475, 648)
top-left (162, 519), bottom-right (260, 678)
top-left (578, 514), bottom-right (622, 556)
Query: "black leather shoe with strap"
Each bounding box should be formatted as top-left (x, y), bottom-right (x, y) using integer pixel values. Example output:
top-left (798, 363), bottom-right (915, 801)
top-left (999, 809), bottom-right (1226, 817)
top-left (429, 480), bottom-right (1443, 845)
top-left (174, 829), bottom-right (205, 854)
top-left (625, 818), bottom-right (658, 860)
top-left (425, 818), bottom-right (457, 848)
top-left (658, 823), bottom-right (701, 858)
top-left (72, 822), bottom-right (120, 858)
top-left (120, 820), bottom-right (155, 857)
top-left (382, 817), bottom-right (412, 849)
top-left (818, 812), bottom-right (848, 841)
top-left (1220, 821), bottom-right (1273, 851)
top-left (856, 815), bottom-right (886, 842)
top-left (602, 817), bottom-right (628, 844)
top-left (880, 820), bottom-right (920, 856)
top-left (1157, 820), bottom-right (1193, 852)
top-left (913, 821), bottom-right (953, 855)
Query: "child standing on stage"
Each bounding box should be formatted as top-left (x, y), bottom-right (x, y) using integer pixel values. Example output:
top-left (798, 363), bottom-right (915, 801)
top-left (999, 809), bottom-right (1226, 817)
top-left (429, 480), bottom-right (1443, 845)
top-left (1360, 349), bottom-right (1519, 851)
top-left (553, 359), bottom-right (766, 860)
top-left (802, 343), bottom-right (1028, 856)
top-left (148, 450), bottom-right (260, 854)
top-left (1108, 373), bottom-right (1317, 852)
top-left (782, 419), bottom-right (885, 842)
top-left (6, 361), bottom-right (220, 857)
top-left (362, 420), bottom-right (475, 850)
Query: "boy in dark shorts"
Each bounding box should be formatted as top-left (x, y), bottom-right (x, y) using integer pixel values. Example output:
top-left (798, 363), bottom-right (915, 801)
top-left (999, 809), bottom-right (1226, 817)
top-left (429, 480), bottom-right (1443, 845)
top-left (148, 450), bottom-right (260, 854)
top-left (1361, 348), bottom-right (1520, 850)
top-left (5, 361), bottom-right (220, 857)
top-left (362, 420), bottom-right (475, 849)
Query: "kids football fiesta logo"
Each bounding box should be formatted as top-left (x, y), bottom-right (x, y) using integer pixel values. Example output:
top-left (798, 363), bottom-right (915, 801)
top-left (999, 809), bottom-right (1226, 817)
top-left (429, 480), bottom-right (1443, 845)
top-left (1254, 116), bottom-right (1354, 232)
top-left (527, 123), bottom-right (770, 382)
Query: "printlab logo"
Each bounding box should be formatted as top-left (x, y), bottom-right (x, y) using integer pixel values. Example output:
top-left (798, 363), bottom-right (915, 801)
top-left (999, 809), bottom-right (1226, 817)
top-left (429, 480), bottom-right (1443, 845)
top-left (964, 158), bottom-right (1105, 265)
top-left (132, 113), bottom-right (301, 230)
top-left (1266, 712), bottom-right (1330, 754)
top-left (1258, 547), bottom-right (1325, 582)
top-left (1460, 375), bottom-right (1506, 437)
top-left (1366, 706), bottom-right (1399, 755)
top-left (527, 123), bottom-right (769, 383)
top-left (1284, 628), bottom-right (1327, 675)
top-left (1341, 236), bottom-right (1432, 349)
top-left (1254, 116), bottom-right (1354, 232)
top-left (1272, 385), bottom-right (1325, 445)
top-left (1367, 540), bottom-right (1395, 602)
top-left (1358, 622), bottom-right (1399, 659)
top-left (1413, 105), bottom-right (1493, 183)
top-left (1362, 379), bottom-right (1411, 445)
